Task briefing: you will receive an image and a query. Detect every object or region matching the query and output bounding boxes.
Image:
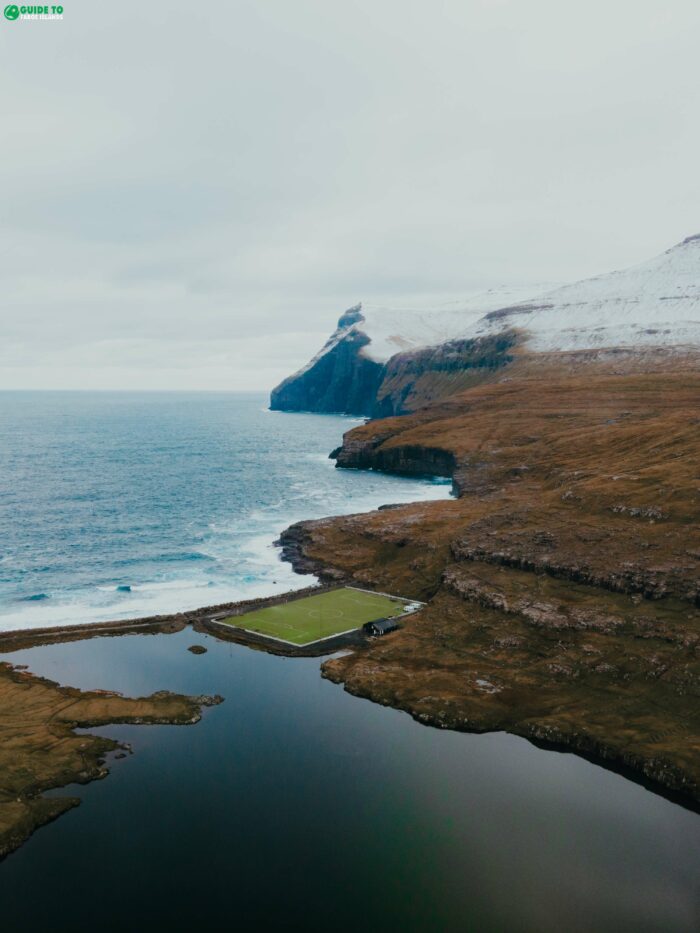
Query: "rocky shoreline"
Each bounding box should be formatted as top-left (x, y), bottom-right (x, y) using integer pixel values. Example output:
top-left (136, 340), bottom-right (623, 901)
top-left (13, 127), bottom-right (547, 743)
top-left (320, 659), bottom-right (700, 812)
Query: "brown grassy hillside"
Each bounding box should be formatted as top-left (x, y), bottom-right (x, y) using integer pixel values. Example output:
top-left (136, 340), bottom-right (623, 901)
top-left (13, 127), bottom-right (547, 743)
top-left (281, 357), bottom-right (700, 802)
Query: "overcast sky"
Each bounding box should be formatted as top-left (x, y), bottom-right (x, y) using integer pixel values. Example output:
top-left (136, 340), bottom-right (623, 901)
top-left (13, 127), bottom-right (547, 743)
top-left (1, 0), bottom-right (698, 390)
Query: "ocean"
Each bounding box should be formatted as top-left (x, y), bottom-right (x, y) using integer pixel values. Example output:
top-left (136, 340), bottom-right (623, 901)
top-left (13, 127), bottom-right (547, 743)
top-left (0, 391), bottom-right (451, 631)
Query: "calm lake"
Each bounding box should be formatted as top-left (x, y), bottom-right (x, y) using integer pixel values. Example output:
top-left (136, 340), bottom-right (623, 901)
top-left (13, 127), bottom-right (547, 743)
top-left (1, 628), bottom-right (698, 932)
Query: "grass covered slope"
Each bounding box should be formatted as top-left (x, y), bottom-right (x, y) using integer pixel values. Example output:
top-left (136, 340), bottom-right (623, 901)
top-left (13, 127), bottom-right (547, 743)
top-left (222, 587), bottom-right (410, 645)
top-left (280, 358), bottom-right (700, 802)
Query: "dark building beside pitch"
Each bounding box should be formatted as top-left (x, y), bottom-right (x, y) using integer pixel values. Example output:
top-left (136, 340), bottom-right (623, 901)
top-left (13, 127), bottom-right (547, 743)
top-left (363, 618), bottom-right (399, 637)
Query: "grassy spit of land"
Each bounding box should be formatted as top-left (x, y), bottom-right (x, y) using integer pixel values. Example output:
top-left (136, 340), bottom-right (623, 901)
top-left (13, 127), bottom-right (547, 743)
top-left (0, 627), bottom-right (223, 861)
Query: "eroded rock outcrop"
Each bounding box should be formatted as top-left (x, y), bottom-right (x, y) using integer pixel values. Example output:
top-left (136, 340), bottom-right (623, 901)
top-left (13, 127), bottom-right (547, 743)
top-left (270, 307), bottom-right (384, 415)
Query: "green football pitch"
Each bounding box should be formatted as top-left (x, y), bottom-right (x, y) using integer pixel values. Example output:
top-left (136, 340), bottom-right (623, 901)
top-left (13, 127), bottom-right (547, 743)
top-left (220, 587), bottom-right (411, 646)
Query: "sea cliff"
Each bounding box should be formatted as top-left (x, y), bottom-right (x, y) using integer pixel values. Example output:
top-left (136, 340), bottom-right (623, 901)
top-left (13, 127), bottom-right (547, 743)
top-left (270, 306), bottom-right (384, 415)
top-left (270, 306), bottom-right (520, 417)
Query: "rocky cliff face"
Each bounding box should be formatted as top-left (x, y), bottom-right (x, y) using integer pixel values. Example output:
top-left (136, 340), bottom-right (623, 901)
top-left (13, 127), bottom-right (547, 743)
top-left (373, 331), bottom-right (517, 417)
top-left (335, 435), bottom-right (456, 479)
top-left (271, 307), bottom-right (518, 417)
top-left (270, 306), bottom-right (384, 415)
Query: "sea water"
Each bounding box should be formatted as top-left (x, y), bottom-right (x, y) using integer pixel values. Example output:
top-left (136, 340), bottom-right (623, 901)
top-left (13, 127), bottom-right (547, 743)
top-left (0, 391), bottom-right (451, 631)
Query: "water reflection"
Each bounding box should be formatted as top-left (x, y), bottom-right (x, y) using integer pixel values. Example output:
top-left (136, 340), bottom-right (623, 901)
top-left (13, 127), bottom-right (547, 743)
top-left (1, 630), bottom-right (698, 933)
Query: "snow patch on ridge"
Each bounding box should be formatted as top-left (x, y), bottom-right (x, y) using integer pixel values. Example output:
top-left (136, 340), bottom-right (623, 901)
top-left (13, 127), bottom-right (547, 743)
top-left (359, 285), bottom-right (555, 362)
top-left (469, 234), bottom-right (700, 352)
top-left (280, 287), bottom-right (555, 380)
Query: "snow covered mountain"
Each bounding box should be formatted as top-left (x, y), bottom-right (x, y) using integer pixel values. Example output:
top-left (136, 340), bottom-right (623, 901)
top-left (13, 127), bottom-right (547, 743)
top-left (270, 235), bottom-right (700, 416)
top-left (270, 286), bottom-right (550, 415)
top-left (357, 285), bottom-right (555, 362)
top-left (471, 234), bottom-right (700, 352)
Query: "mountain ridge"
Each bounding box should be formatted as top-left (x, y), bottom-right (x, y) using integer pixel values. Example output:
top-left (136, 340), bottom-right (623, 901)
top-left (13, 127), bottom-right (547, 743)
top-left (270, 235), bottom-right (700, 416)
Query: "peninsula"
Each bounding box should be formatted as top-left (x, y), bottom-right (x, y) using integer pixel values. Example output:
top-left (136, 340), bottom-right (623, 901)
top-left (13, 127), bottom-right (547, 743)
top-left (0, 625), bottom-right (222, 861)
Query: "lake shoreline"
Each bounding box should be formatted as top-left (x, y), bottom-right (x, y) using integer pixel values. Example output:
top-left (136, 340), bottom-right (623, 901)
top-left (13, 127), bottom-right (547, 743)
top-left (0, 657), bottom-right (222, 861)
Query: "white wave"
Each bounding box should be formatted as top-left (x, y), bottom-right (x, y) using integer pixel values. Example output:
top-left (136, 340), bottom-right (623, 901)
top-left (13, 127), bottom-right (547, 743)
top-left (0, 468), bottom-right (451, 632)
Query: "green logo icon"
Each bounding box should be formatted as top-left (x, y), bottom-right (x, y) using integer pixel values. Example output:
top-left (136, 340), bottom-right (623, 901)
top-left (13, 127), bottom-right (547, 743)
top-left (4, 4), bottom-right (20, 19)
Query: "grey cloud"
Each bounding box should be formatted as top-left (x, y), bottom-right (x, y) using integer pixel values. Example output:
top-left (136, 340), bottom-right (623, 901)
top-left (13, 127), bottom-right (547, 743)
top-left (1, 0), bottom-right (698, 389)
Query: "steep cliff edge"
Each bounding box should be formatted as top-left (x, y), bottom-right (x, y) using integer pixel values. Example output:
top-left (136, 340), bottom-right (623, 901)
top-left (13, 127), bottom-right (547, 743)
top-left (270, 287), bottom-right (542, 416)
top-left (372, 331), bottom-right (518, 417)
top-left (270, 306), bottom-right (384, 415)
top-left (271, 321), bottom-right (521, 418)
